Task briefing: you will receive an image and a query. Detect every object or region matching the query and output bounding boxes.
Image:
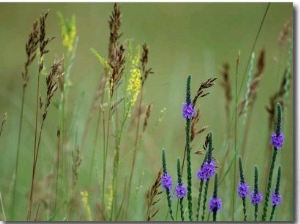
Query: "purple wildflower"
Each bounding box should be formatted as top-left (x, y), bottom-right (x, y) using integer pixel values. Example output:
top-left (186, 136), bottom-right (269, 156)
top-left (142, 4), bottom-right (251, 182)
top-left (209, 197), bottom-right (222, 212)
top-left (271, 191), bottom-right (282, 206)
top-left (270, 132), bottom-right (284, 149)
top-left (182, 103), bottom-right (196, 119)
top-left (161, 173), bottom-right (172, 191)
top-left (175, 184), bottom-right (187, 198)
top-left (237, 182), bottom-right (249, 198)
top-left (197, 160), bottom-right (216, 181)
top-left (250, 191), bottom-right (263, 205)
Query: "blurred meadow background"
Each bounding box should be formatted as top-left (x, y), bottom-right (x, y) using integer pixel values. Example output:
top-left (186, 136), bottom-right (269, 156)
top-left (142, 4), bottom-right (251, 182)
top-left (0, 2), bottom-right (293, 221)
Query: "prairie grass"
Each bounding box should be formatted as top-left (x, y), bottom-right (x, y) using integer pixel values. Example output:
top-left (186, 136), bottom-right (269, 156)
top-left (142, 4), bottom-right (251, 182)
top-left (0, 2), bottom-right (293, 221)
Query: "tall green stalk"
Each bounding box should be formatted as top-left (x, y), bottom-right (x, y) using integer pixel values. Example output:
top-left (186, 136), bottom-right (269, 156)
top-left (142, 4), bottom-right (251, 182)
top-left (161, 149), bottom-right (174, 221)
top-left (176, 158), bottom-right (185, 221)
top-left (262, 103), bottom-right (282, 221)
top-left (185, 74), bottom-right (193, 221)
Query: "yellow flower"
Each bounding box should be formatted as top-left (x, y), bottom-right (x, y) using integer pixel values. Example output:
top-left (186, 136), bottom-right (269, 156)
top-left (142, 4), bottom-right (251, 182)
top-left (57, 12), bottom-right (77, 53)
top-left (127, 47), bottom-right (141, 110)
top-left (80, 191), bottom-right (92, 221)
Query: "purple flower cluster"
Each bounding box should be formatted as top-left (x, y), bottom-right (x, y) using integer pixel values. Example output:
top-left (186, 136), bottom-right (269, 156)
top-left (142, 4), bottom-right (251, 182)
top-left (161, 173), bottom-right (188, 199)
top-left (182, 103), bottom-right (196, 119)
top-left (209, 197), bottom-right (222, 212)
top-left (161, 173), bottom-right (172, 191)
top-left (250, 191), bottom-right (263, 205)
top-left (175, 184), bottom-right (187, 198)
top-left (237, 182), bottom-right (249, 198)
top-left (271, 191), bottom-right (282, 206)
top-left (270, 132), bottom-right (284, 149)
top-left (197, 160), bottom-right (216, 181)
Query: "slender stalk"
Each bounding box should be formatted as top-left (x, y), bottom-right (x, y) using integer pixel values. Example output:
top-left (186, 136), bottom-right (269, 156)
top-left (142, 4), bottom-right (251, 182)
top-left (201, 179), bottom-right (210, 221)
top-left (196, 180), bottom-right (204, 221)
top-left (11, 87), bottom-right (25, 220)
top-left (262, 149), bottom-right (278, 220)
top-left (253, 166), bottom-right (260, 221)
top-left (54, 128), bottom-right (61, 216)
top-left (269, 166), bottom-right (282, 221)
top-left (237, 3), bottom-right (270, 99)
top-left (262, 103), bottom-right (282, 221)
top-left (185, 75), bottom-right (193, 221)
top-left (161, 149), bottom-right (174, 221)
top-left (27, 54), bottom-right (42, 221)
top-left (126, 86), bottom-right (144, 212)
top-left (176, 158), bottom-right (185, 221)
top-left (101, 100), bottom-right (107, 214)
top-left (231, 50), bottom-right (240, 221)
top-left (219, 4), bottom-right (270, 187)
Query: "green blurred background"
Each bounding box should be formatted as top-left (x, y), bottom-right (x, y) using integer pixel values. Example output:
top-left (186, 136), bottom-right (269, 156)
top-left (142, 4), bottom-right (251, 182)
top-left (0, 2), bottom-right (293, 221)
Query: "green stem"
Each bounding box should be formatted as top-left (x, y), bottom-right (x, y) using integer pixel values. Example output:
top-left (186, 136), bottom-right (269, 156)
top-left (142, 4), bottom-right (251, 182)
top-left (201, 179), bottom-right (210, 221)
top-left (242, 197), bottom-right (247, 221)
top-left (185, 74), bottom-right (193, 221)
top-left (11, 86), bottom-right (26, 220)
top-left (261, 149), bottom-right (278, 221)
top-left (231, 50), bottom-right (239, 221)
top-left (196, 180), bottom-right (204, 221)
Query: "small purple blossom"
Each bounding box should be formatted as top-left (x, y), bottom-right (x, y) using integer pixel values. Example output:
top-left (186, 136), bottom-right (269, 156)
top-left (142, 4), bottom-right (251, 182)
top-left (271, 191), bottom-right (282, 206)
top-left (175, 184), bottom-right (187, 198)
top-left (161, 173), bottom-right (172, 191)
top-left (237, 182), bottom-right (249, 198)
top-left (250, 191), bottom-right (263, 205)
top-left (182, 103), bottom-right (196, 119)
top-left (197, 160), bottom-right (216, 181)
top-left (209, 197), bottom-right (222, 212)
top-left (270, 132), bottom-right (284, 149)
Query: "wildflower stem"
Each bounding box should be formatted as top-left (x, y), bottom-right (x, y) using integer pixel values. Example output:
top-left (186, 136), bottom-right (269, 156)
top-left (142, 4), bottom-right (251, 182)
top-left (201, 179), bottom-right (210, 221)
top-left (254, 166), bottom-right (259, 221)
top-left (196, 180), bottom-right (204, 221)
top-left (176, 158), bottom-right (185, 221)
top-left (269, 166), bottom-right (282, 221)
top-left (162, 149), bottom-right (174, 221)
top-left (212, 173), bottom-right (219, 221)
top-left (262, 103), bottom-right (282, 221)
top-left (185, 75), bottom-right (193, 221)
top-left (269, 205), bottom-right (276, 221)
top-left (238, 156), bottom-right (247, 221)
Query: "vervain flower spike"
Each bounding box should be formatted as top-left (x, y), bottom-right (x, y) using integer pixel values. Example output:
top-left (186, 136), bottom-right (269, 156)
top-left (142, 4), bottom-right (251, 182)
top-left (270, 166), bottom-right (282, 221)
top-left (237, 156), bottom-right (249, 221)
top-left (210, 173), bottom-right (222, 221)
top-left (262, 103), bottom-right (284, 221)
top-left (161, 148), bottom-right (174, 220)
top-left (252, 165), bottom-right (263, 221)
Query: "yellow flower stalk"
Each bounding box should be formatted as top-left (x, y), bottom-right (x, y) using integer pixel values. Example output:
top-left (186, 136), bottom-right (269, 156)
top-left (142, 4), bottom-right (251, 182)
top-left (57, 12), bottom-right (77, 53)
top-left (126, 47), bottom-right (141, 112)
top-left (90, 48), bottom-right (112, 72)
top-left (80, 191), bottom-right (92, 221)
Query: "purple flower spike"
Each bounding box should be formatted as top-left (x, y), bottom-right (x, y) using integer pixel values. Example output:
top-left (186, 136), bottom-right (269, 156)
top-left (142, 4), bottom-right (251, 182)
top-left (270, 132), bottom-right (284, 149)
top-left (161, 173), bottom-right (172, 191)
top-left (271, 191), bottom-right (282, 206)
top-left (175, 184), bottom-right (187, 198)
top-left (182, 103), bottom-right (196, 119)
top-left (209, 197), bottom-right (222, 212)
top-left (197, 160), bottom-right (216, 181)
top-left (237, 182), bottom-right (249, 198)
top-left (250, 191), bottom-right (263, 205)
